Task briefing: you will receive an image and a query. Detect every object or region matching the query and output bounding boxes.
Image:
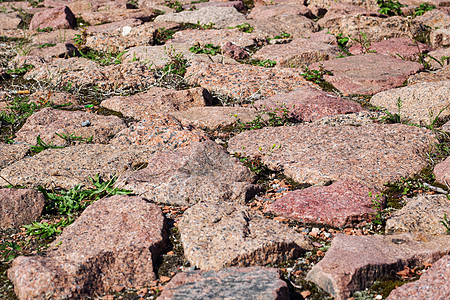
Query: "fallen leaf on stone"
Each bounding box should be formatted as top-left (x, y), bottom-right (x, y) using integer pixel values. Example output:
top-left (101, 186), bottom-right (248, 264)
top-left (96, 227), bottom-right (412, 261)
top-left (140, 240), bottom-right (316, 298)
top-left (273, 216), bottom-right (289, 222)
top-left (300, 290), bottom-right (311, 298)
top-left (160, 276), bottom-right (171, 283)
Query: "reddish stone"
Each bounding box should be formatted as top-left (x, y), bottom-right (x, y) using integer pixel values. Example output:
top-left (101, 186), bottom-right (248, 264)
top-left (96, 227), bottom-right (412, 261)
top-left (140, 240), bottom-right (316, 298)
top-left (349, 38), bottom-right (431, 60)
top-left (222, 41), bottom-right (249, 59)
top-left (248, 4), bottom-right (313, 19)
top-left (254, 86), bottom-right (363, 122)
top-left (0, 188), bottom-right (45, 229)
top-left (434, 156), bottom-right (450, 186)
top-left (266, 180), bottom-right (379, 227)
top-left (29, 6), bottom-right (76, 31)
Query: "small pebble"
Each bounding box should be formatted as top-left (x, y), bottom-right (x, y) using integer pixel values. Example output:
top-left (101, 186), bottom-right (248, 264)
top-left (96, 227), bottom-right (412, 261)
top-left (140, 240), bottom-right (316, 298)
top-left (81, 120), bottom-right (91, 127)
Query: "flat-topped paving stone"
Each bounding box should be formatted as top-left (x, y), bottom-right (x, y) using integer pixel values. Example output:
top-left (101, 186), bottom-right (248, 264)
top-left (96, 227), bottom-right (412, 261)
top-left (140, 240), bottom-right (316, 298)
top-left (408, 65), bottom-right (450, 85)
top-left (15, 107), bottom-right (126, 146)
top-left (29, 6), bottom-right (76, 31)
top-left (310, 53), bottom-right (423, 95)
top-left (349, 37), bottom-right (431, 60)
top-left (254, 86), bottom-right (363, 122)
top-left (309, 0), bottom-right (379, 11)
top-left (0, 13), bottom-right (22, 30)
top-left (248, 3), bottom-right (313, 19)
top-left (116, 140), bottom-right (259, 206)
top-left (28, 89), bottom-right (80, 107)
top-left (386, 194), bottom-right (450, 235)
top-left (8, 195), bottom-right (167, 299)
top-left (370, 81), bottom-right (450, 125)
top-left (24, 58), bottom-right (156, 91)
top-left (431, 28), bottom-right (450, 48)
top-left (85, 21), bottom-right (179, 52)
top-left (170, 106), bottom-right (259, 130)
top-left (167, 28), bottom-right (264, 48)
top-left (155, 6), bottom-right (246, 28)
top-left (229, 15), bottom-right (318, 38)
top-left (317, 2), bottom-right (381, 30)
top-left (159, 267), bottom-right (289, 300)
top-left (0, 188), bottom-right (45, 229)
top-left (30, 29), bottom-right (78, 46)
top-left (182, 1), bottom-right (246, 12)
top-left (179, 201), bottom-right (312, 270)
top-left (185, 62), bottom-right (313, 101)
top-left (85, 18), bottom-right (143, 34)
top-left (312, 110), bottom-right (386, 126)
top-left (386, 255), bottom-right (450, 300)
top-left (228, 123), bottom-right (436, 190)
top-left (252, 34), bottom-right (342, 68)
top-left (81, 7), bottom-right (158, 25)
top-left (266, 180), bottom-right (379, 228)
top-left (416, 9), bottom-right (450, 32)
top-left (0, 144), bottom-right (157, 190)
top-left (434, 156), bottom-right (450, 186)
top-left (306, 233), bottom-right (450, 300)
top-left (100, 87), bottom-right (211, 120)
top-left (0, 143), bottom-right (29, 168)
top-left (109, 114), bottom-right (208, 149)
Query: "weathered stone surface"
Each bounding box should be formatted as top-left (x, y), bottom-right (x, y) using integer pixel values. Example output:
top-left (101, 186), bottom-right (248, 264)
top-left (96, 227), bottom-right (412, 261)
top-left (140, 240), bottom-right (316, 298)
top-left (431, 28), bottom-right (450, 48)
top-left (109, 115), bottom-right (208, 149)
top-left (386, 194), bottom-right (450, 235)
top-left (229, 15), bottom-right (319, 38)
top-left (81, 8), bottom-right (158, 25)
top-left (170, 106), bottom-right (259, 130)
top-left (426, 47), bottom-right (450, 70)
top-left (0, 188), bottom-right (45, 229)
top-left (434, 156), bottom-right (450, 186)
top-left (317, 2), bottom-right (381, 30)
top-left (15, 107), bottom-right (126, 146)
top-left (408, 65), bottom-right (450, 85)
top-left (222, 41), bottom-right (249, 59)
top-left (416, 9), bottom-right (450, 31)
top-left (312, 110), bottom-right (386, 126)
top-left (25, 58), bottom-right (156, 91)
top-left (185, 62), bottom-right (313, 101)
top-left (29, 90), bottom-right (79, 107)
top-left (0, 13), bottom-right (22, 30)
top-left (29, 6), bottom-right (76, 31)
top-left (100, 87), bottom-right (211, 120)
top-left (349, 38), bottom-right (431, 60)
top-left (322, 15), bottom-right (427, 46)
top-left (248, 4), bottom-right (313, 19)
top-left (306, 233), bottom-right (450, 299)
top-left (254, 86), bottom-right (363, 122)
top-left (387, 255), bottom-right (450, 300)
top-left (85, 21), bottom-right (179, 52)
top-left (159, 267), bottom-right (289, 300)
top-left (266, 180), bottom-right (379, 227)
top-left (370, 81), bottom-right (450, 125)
top-left (309, 0), bottom-right (379, 11)
top-left (155, 7), bottom-right (246, 28)
top-left (30, 29), bottom-right (78, 46)
top-left (0, 143), bottom-right (29, 168)
top-left (28, 43), bottom-right (75, 59)
top-left (253, 34), bottom-right (342, 68)
top-left (86, 18), bottom-right (143, 34)
top-left (0, 144), bottom-right (157, 190)
top-left (179, 201), bottom-right (312, 270)
top-left (311, 53), bottom-right (423, 95)
top-left (116, 140), bottom-right (259, 206)
top-left (228, 123), bottom-right (436, 190)
top-left (8, 195), bottom-right (167, 299)
top-left (167, 28), bottom-right (264, 48)
top-left (182, 1), bottom-right (246, 12)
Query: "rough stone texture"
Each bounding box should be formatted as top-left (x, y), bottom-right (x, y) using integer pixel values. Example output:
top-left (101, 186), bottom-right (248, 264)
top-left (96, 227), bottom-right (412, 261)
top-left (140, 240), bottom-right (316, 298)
top-left (109, 114), bottom-right (208, 149)
top-left (312, 110), bottom-right (386, 126)
top-left (248, 4), bottom-right (313, 19)
top-left (228, 123), bottom-right (436, 190)
top-left (116, 140), bottom-right (259, 206)
top-left (100, 87), bottom-right (211, 120)
top-left (167, 28), bottom-right (264, 48)
top-left (86, 18), bottom-right (143, 34)
top-left (30, 29), bottom-right (78, 46)
top-left (28, 90), bottom-right (79, 107)
top-left (408, 65), bottom-right (450, 85)
top-left (155, 7), bottom-right (246, 28)
top-left (427, 47), bottom-right (450, 70)
top-left (386, 194), bottom-right (450, 235)
top-left (25, 58), bottom-right (156, 91)
top-left (29, 6), bottom-right (76, 31)
top-left (311, 53), bottom-right (423, 95)
top-left (253, 35), bottom-right (342, 68)
top-left (387, 255), bottom-right (450, 300)
top-left (309, 0), bottom-right (379, 11)
top-left (0, 144), bottom-right (157, 190)
top-left (370, 81), bottom-right (450, 125)
top-left (0, 143), bottom-right (29, 168)
top-left (253, 86), bottom-right (363, 122)
top-left (0, 13), bottom-right (22, 30)
top-left (185, 62), bottom-right (313, 101)
top-left (8, 195), bottom-right (167, 299)
top-left (228, 15), bottom-right (319, 38)
top-left (222, 42), bottom-right (249, 59)
top-left (170, 106), bottom-right (259, 130)
top-left (85, 21), bottom-right (179, 52)
top-left (15, 107), bottom-right (126, 146)
top-left (322, 15), bottom-right (427, 46)
top-left (349, 38), bottom-right (432, 60)
top-left (434, 156), bottom-right (450, 186)
top-left (81, 8), bottom-right (158, 25)
top-left (306, 233), bottom-right (450, 300)
top-left (416, 9), bottom-right (450, 32)
top-left (159, 267), bottom-right (289, 300)
top-left (0, 188), bottom-right (45, 229)
top-left (317, 2), bottom-right (381, 30)
top-left (179, 201), bottom-right (312, 270)
top-left (182, 1), bottom-right (246, 12)
top-left (430, 28), bottom-right (450, 48)
top-left (266, 180), bottom-right (379, 227)
top-left (28, 43), bottom-right (75, 59)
